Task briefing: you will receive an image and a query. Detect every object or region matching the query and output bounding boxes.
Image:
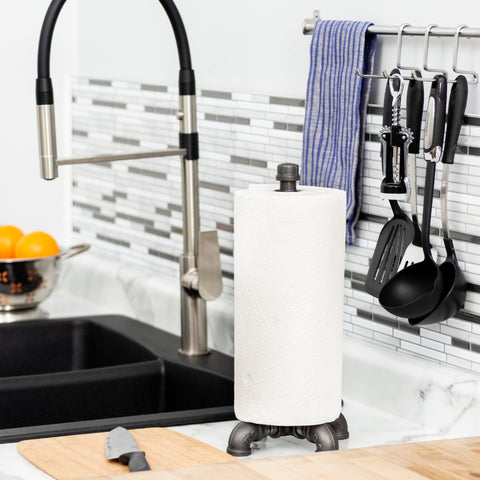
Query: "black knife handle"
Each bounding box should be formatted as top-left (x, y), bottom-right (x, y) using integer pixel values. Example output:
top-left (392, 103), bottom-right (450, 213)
top-left (383, 68), bottom-right (401, 127)
top-left (119, 451), bottom-right (151, 472)
top-left (406, 71), bottom-right (424, 154)
top-left (443, 75), bottom-right (468, 165)
top-left (424, 74), bottom-right (447, 155)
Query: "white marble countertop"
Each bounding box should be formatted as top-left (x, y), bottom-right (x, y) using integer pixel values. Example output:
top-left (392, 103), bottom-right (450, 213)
top-left (0, 395), bottom-right (444, 480)
top-left (2, 251), bottom-right (480, 479)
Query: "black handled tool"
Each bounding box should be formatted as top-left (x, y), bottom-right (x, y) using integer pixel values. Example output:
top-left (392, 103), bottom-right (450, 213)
top-left (406, 70), bottom-right (424, 233)
top-left (365, 71), bottom-right (415, 298)
top-left (379, 70), bottom-right (411, 198)
top-left (409, 75), bottom-right (468, 325)
top-left (380, 68), bottom-right (399, 188)
top-left (406, 71), bottom-right (424, 157)
top-left (400, 71), bottom-right (433, 270)
top-left (424, 74), bottom-right (448, 162)
top-left (443, 75), bottom-right (468, 164)
top-left (379, 74), bottom-right (448, 319)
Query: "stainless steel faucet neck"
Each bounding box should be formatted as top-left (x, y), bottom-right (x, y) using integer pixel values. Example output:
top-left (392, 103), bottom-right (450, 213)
top-left (178, 95), bottom-right (197, 134)
top-left (35, 0), bottom-right (222, 356)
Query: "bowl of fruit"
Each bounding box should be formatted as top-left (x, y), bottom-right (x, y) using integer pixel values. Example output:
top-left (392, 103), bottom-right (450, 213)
top-left (0, 226), bottom-right (89, 311)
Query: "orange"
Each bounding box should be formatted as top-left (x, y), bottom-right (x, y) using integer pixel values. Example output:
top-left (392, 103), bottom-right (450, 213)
top-left (0, 225), bottom-right (24, 259)
top-left (14, 231), bottom-right (60, 259)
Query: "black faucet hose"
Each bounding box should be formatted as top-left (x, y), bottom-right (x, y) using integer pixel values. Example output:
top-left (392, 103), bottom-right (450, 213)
top-left (36, 0), bottom-right (195, 104)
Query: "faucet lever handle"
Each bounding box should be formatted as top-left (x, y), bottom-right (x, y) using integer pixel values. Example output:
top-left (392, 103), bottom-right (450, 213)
top-left (198, 231), bottom-right (223, 301)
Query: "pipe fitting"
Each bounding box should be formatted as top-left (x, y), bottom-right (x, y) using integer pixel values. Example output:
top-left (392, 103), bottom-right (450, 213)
top-left (227, 422), bottom-right (270, 457)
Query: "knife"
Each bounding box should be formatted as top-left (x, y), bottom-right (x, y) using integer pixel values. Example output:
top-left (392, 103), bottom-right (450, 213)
top-left (105, 426), bottom-right (151, 472)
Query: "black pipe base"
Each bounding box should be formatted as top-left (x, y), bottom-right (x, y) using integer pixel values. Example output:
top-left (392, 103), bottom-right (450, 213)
top-left (226, 413), bottom-right (349, 457)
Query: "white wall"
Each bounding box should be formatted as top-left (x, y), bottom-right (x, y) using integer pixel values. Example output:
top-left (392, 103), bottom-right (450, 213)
top-left (0, 1), bottom-right (77, 245)
top-left (5, 0), bottom-right (480, 242)
top-left (77, 0), bottom-right (480, 111)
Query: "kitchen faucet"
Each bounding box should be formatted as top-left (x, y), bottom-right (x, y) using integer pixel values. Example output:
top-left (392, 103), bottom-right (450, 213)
top-left (35, 0), bottom-right (223, 356)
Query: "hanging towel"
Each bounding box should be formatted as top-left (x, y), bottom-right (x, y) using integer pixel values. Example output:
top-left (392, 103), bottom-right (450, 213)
top-left (302, 20), bottom-right (377, 245)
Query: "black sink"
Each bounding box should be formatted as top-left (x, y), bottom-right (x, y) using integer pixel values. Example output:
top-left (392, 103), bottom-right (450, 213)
top-left (0, 315), bottom-right (234, 443)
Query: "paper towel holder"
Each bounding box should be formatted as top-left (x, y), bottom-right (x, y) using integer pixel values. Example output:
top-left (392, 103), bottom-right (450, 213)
top-left (228, 162), bottom-right (349, 456)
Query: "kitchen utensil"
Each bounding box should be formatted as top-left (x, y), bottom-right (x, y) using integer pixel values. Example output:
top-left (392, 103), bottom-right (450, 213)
top-left (400, 71), bottom-right (438, 269)
top-left (365, 70), bottom-right (415, 298)
top-left (105, 426), bottom-right (150, 472)
top-left (17, 427), bottom-right (238, 480)
top-left (0, 243), bottom-right (89, 311)
top-left (380, 70), bottom-right (411, 199)
top-left (410, 75), bottom-right (468, 326)
top-left (379, 74), bottom-right (447, 318)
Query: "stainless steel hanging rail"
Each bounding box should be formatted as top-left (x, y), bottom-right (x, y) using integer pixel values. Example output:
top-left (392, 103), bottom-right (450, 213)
top-left (303, 14), bottom-right (479, 85)
top-left (303, 19), bottom-right (480, 38)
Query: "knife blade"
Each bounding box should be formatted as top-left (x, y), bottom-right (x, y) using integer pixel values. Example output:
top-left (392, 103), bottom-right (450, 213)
top-left (105, 426), bottom-right (151, 472)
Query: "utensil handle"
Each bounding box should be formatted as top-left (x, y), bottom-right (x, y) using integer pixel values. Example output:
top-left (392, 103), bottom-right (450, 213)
top-left (408, 153), bottom-right (422, 242)
top-left (57, 243), bottom-right (90, 260)
top-left (443, 236), bottom-right (458, 259)
top-left (119, 451), bottom-right (151, 472)
top-left (406, 71), bottom-right (424, 236)
top-left (406, 71), bottom-right (424, 154)
top-left (443, 75), bottom-right (468, 165)
top-left (441, 164), bottom-right (451, 240)
top-left (424, 74), bottom-right (447, 156)
top-left (422, 161), bottom-right (436, 258)
top-left (441, 75), bottom-right (468, 242)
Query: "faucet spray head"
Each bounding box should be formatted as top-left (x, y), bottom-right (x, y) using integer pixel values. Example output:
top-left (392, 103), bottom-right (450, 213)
top-left (36, 77), bottom-right (58, 180)
top-left (37, 103), bottom-right (58, 180)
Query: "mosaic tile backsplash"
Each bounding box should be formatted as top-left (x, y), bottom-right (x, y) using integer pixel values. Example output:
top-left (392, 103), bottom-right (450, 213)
top-left (71, 76), bottom-right (480, 373)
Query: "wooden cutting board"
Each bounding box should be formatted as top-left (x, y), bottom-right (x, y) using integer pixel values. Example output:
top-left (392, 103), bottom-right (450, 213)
top-left (87, 436), bottom-right (480, 480)
top-left (17, 427), bottom-right (237, 480)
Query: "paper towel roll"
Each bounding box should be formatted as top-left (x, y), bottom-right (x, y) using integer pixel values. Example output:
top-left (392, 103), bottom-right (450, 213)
top-left (234, 184), bottom-right (346, 426)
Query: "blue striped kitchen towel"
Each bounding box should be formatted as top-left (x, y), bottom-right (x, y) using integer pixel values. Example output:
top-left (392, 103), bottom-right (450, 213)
top-left (302, 20), bottom-right (376, 244)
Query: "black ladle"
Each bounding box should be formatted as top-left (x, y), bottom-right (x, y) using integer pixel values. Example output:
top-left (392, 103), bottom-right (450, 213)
top-left (379, 75), bottom-right (447, 318)
top-left (409, 75), bottom-right (468, 325)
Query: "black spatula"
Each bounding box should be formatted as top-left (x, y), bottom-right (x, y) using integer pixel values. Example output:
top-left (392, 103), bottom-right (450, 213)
top-left (365, 71), bottom-right (415, 298)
